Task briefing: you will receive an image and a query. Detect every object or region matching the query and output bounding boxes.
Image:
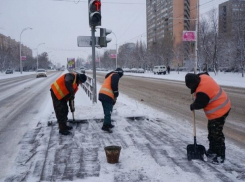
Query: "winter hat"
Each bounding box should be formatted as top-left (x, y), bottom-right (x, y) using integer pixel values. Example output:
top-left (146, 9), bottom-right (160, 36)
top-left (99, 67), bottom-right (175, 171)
top-left (114, 67), bottom-right (124, 77)
top-left (185, 73), bottom-right (200, 94)
top-left (77, 74), bottom-right (87, 83)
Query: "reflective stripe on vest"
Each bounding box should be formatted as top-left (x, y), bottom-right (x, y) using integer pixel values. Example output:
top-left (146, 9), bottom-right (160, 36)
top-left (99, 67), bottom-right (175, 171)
top-left (206, 98), bottom-right (230, 114)
top-left (51, 73), bottom-right (78, 100)
top-left (100, 87), bottom-right (114, 95)
top-left (195, 75), bottom-right (231, 120)
top-left (53, 81), bottom-right (65, 98)
top-left (99, 73), bottom-right (115, 100)
top-left (209, 87), bottom-right (222, 103)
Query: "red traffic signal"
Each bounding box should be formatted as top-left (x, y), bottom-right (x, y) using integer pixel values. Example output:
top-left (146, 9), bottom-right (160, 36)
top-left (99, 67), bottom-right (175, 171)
top-left (89, 0), bottom-right (101, 27)
top-left (90, 0), bottom-right (101, 12)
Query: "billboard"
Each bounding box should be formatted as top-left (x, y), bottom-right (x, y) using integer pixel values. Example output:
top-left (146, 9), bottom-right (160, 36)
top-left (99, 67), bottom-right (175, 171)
top-left (110, 54), bottom-right (116, 59)
top-left (183, 31), bottom-right (196, 41)
top-left (21, 56), bottom-right (26, 61)
top-left (67, 58), bottom-right (75, 69)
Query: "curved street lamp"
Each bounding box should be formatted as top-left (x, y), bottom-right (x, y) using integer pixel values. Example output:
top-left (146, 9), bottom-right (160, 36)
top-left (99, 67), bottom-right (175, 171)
top-left (36, 43), bottom-right (45, 70)
top-left (20, 27), bottom-right (32, 74)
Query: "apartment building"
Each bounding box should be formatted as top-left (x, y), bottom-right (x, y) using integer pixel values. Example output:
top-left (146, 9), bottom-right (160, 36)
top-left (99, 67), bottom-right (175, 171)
top-left (0, 33), bottom-right (32, 57)
top-left (146, 0), bottom-right (197, 66)
top-left (219, 0), bottom-right (245, 36)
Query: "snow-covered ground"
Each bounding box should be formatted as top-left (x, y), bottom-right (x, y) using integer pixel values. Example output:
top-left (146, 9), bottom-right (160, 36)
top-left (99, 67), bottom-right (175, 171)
top-left (1, 70), bottom-right (245, 182)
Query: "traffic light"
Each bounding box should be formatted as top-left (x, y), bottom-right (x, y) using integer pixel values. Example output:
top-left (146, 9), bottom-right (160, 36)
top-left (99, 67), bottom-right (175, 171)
top-left (89, 0), bottom-right (102, 27)
top-left (99, 28), bottom-right (112, 47)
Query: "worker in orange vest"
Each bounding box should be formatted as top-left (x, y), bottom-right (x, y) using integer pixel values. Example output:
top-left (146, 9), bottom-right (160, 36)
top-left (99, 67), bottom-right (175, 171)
top-left (50, 72), bottom-right (87, 135)
top-left (99, 68), bottom-right (124, 133)
top-left (185, 72), bottom-right (231, 164)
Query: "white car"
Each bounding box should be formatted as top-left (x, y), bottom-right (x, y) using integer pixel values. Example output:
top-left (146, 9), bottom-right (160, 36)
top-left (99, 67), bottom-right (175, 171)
top-left (36, 69), bottom-right (47, 78)
top-left (123, 68), bottom-right (131, 72)
top-left (131, 68), bottom-right (138, 73)
top-left (153, 65), bottom-right (167, 75)
top-left (137, 68), bottom-right (145, 73)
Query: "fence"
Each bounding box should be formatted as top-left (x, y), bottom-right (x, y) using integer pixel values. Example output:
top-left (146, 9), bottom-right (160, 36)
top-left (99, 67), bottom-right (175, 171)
top-left (73, 70), bottom-right (93, 101)
top-left (82, 74), bottom-right (93, 101)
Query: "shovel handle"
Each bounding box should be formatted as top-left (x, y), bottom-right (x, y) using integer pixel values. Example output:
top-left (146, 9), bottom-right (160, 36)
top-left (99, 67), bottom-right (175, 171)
top-left (193, 110), bottom-right (196, 138)
top-left (191, 94), bottom-right (196, 138)
top-left (72, 112), bottom-right (75, 121)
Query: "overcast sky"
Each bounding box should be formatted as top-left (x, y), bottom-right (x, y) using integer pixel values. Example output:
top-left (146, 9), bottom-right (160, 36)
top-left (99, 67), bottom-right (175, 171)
top-left (0, 0), bottom-right (227, 66)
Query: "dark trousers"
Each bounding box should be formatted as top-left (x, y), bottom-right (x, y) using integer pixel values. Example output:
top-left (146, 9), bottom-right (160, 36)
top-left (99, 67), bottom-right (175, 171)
top-left (50, 90), bottom-right (68, 123)
top-left (101, 101), bottom-right (113, 126)
top-left (207, 110), bottom-right (230, 158)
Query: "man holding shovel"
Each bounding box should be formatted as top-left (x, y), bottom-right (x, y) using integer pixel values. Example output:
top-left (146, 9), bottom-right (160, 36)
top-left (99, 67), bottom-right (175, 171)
top-left (50, 72), bottom-right (87, 135)
top-left (185, 72), bottom-right (231, 164)
top-left (99, 68), bottom-right (124, 133)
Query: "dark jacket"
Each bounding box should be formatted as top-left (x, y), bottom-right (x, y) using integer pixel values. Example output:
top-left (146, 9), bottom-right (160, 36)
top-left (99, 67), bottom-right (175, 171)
top-left (185, 72), bottom-right (210, 110)
top-left (99, 71), bottom-right (121, 103)
top-left (64, 73), bottom-right (79, 100)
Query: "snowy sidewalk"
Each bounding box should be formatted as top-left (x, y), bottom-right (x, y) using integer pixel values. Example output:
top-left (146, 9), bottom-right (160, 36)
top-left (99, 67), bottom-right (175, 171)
top-left (4, 86), bottom-right (245, 182)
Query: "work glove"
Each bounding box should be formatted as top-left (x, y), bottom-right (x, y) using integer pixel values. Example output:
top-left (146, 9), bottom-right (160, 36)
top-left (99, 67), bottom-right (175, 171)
top-left (70, 95), bottom-right (75, 100)
top-left (114, 91), bottom-right (119, 98)
top-left (113, 97), bottom-right (117, 105)
top-left (190, 104), bottom-right (194, 111)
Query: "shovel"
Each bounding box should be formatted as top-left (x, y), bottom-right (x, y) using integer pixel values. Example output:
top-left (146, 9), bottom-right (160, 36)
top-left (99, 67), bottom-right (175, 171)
top-left (69, 99), bottom-right (75, 122)
top-left (187, 110), bottom-right (206, 161)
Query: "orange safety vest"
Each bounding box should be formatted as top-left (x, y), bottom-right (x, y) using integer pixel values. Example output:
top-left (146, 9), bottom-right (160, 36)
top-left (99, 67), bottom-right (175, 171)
top-left (195, 75), bottom-right (231, 120)
top-left (99, 73), bottom-right (115, 100)
top-left (51, 73), bottom-right (78, 100)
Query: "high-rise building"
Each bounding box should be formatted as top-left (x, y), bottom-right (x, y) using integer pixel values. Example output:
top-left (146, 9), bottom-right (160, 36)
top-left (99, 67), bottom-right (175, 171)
top-left (219, 0), bottom-right (245, 36)
top-left (0, 33), bottom-right (32, 57)
top-left (146, 0), bottom-right (198, 67)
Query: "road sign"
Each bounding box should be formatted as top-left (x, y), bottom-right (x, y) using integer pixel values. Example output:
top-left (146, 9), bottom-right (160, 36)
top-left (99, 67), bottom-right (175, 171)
top-left (77, 36), bottom-right (100, 47)
top-left (21, 56), bottom-right (26, 60)
top-left (183, 31), bottom-right (196, 41)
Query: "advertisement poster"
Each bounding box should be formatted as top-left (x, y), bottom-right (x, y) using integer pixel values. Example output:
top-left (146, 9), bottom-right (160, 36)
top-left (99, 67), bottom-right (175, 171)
top-left (67, 58), bottom-right (75, 69)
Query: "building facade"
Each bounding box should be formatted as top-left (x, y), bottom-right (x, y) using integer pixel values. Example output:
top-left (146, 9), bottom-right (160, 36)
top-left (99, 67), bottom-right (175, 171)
top-left (219, 0), bottom-right (245, 36)
top-left (146, 0), bottom-right (197, 67)
top-left (0, 33), bottom-right (32, 57)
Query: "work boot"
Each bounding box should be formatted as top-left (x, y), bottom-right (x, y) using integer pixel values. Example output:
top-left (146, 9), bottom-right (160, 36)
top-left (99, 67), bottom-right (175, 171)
top-left (65, 123), bottom-right (73, 130)
top-left (108, 123), bottom-right (114, 128)
top-left (66, 125), bottom-right (73, 130)
top-left (59, 123), bottom-right (72, 136)
top-left (206, 149), bottom-right (217, 158)
top-left (59, 130), bottom-right (72, 135)
top-left (211, 155), bottom-right (225, 165)
top-left (102, 125), bottom-right (113, 133)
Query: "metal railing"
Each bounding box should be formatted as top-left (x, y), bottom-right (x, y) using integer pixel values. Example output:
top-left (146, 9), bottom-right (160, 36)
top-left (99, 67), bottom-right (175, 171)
top-left (82, 74), bottom-right (93, 101)
top-left (72, 70), bottom-right (94, 101)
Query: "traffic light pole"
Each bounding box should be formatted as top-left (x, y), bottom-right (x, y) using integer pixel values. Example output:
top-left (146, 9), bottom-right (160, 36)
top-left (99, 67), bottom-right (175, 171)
top-left (91, 26), bottom-right (97, 103)
top-left (194, 0), bottom-right (199, 74)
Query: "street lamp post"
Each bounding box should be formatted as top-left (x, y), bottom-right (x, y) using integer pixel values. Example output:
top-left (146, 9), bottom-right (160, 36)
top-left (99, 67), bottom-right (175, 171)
top-left (20, 27), bottom-right (32, 74)
top-left (111, 32), bottom-right (118, 68)
top-left (36, 43), bottom-right (45, 70)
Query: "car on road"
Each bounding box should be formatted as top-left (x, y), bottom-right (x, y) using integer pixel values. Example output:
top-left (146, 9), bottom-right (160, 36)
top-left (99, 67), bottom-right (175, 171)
top-left (80, 67), bottom-right (86, 74)
top-left (5, 69), bottom-right (13, 74)
top-left (137, 68), bottom-right (145, 73)
top-left (123, 68), bottom-right (131, 72)
top-left (36, 69), bottom-right (47, 78)
top-left (131, 68), bottom-right (138, 73)
top-left (153, 65), bottom-right (167, 75)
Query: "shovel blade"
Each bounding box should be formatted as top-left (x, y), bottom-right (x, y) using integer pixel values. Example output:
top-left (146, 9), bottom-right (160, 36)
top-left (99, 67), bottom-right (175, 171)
top-left (187, 144), bottom-right (206, 161)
